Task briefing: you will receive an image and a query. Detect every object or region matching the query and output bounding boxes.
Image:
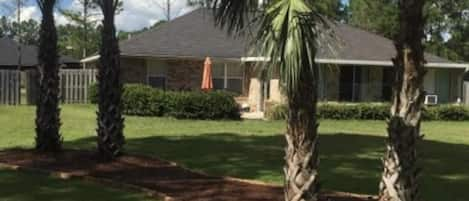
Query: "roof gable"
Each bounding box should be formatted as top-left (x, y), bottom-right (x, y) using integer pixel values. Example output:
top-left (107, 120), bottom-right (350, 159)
top-left (120, 9), bottom-right (250, 59)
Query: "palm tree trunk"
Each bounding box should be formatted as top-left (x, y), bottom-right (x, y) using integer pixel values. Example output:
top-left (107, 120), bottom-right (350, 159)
top-left (284, 65), bottom-right (319, 201)
top-left (97, 0), bottom-right (125, 160)
top-left (379, 1), bottom-right (426, 201)
top-left (35, 0), bottom-right (62, 152)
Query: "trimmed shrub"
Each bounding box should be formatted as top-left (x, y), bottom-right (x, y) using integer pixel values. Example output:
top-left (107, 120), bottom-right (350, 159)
top-left (318, 104), bottom-right (390, 120)
top-left (266, 104), bottom-right (288, 120)
top-left (89, 83), bottom-right (240, 120)
top-left (168, 91), bottom-right (241, 120)
top-left (122, 84), bottom-right (157, 116)
top-left (266, 103), bottom-right (469, 121)
top-left (88, 83), bottom-right (98, 104)
top-left (421, 106), bottom-right (438, 121)
top-left (429, 105), bottom-right (469, 121)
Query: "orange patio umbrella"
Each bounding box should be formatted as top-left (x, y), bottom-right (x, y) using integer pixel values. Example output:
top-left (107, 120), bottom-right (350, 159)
top-left (201, 57), bottom-right (213, 92)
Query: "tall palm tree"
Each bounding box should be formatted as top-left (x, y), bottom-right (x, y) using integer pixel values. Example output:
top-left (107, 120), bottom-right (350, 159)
top-left (96, 0), bottom-right (125, 160)
top-left (35, 0), bottom-right (62, 152)
top-left (211, 0), bottom-right (327, 200)
top-left (380, 0), bottom-right (426, 201)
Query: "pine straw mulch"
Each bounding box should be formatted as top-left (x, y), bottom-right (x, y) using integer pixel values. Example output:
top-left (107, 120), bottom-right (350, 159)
top-left (0, 149), bottom-right (377, 201)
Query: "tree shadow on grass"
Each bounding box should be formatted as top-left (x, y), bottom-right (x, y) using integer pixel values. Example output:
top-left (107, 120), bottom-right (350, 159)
top-left (0, 169), bottom-right (152, 201)
top-left (68, 133), bottom-right (469, 201)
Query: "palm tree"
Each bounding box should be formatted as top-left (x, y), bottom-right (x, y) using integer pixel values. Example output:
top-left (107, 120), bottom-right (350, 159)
top-left (379, 0), bottom-right (426, 201)
top-left (35, 0), bottom-right (62, 152)
top-left (211, 0), bottom-right (327, 200)
top-left (96, 0), bottom-right (125, 160)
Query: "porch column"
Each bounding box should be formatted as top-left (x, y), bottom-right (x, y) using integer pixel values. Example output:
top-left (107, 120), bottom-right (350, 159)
top-left (258, 80), bottom-right (265, 112)
top-left (255, 68), bottom-right (269, 112)
top-left (465, 81), bottom-right (469, 105)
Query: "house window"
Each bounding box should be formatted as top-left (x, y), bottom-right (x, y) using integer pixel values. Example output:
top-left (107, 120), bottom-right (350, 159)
top-left (212, 62), bottom-right (244, 94)
top-left (213, 63), bottom-right (225, 90)
top-left (147, 59), bottom-right (168, 89)
top-left (148, 76), bottom-right (167, 89)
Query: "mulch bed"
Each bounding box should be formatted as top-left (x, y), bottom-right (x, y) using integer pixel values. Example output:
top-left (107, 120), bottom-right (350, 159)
top-left (0, 149), bottom-right (377, 201)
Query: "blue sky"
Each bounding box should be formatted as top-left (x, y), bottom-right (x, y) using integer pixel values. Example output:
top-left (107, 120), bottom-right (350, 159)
top-left (1, 0), bottom-right (350, 31)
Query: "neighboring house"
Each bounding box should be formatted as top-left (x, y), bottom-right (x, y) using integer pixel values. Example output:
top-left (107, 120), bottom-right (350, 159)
top-left (0, 37), bottom-right (80, 70)
top-left (82, 9), bottom-right (469, 111)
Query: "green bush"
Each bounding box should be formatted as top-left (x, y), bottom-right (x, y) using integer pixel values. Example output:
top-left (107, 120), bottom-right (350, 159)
top-left (266, 104), bottom-right (288, 120)
top-left (88, 83), bottom-right (98, 104)
top-left (267, 103), bottom-right (469, 121)
top-left (89, 83), bottom-right (240, 120)
top-left (429, 105), bottom-right (469, 121)
top-left (422, 106), bottom-right (438, 121)
top-left (318, 104), bottom-right (390, 120)
top-left (122, 84), bottom-right (156, 116)
top-left (168, 91), bottom-right (240, 120)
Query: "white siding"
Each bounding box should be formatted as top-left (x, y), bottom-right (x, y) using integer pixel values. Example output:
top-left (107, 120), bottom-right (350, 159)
top-left (424, 69), bottom-right (436, 94)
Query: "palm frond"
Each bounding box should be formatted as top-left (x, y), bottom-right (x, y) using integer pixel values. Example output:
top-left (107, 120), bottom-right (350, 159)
top-left (211, 0), bottom-right (260, 34)
top-left (255, 0), bottom-right (327, 96)
top-left (211, 0), bottom-right (332, 96)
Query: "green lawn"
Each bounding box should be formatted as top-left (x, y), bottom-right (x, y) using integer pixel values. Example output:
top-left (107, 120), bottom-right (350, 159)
top-left (1, 105), bottom-right (468, 201)
top-left (0, 169), bottom-right (153, 201)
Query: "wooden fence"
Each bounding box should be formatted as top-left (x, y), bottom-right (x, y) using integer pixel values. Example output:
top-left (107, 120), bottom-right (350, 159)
top-left (25, 69), bottom-right (39, 105)
top-left (0, 70), bottom-right (21, 105)
top-left (26, 69), bottom-right (97, 104)
top-left (60, 69), bottom-right (97, 104)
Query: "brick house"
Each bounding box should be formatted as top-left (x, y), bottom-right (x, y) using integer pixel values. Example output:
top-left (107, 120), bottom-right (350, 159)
top-left (82, 9), bottom-right (469, 111)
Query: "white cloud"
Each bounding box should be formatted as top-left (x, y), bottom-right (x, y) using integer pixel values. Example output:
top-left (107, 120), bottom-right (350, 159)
top-left (3, 0), bottom-right (197, 31)
top-left (7, 4), bottom-right (69, 26)
top-left (9, 5), bottom-right (40, 22)
top-left (55, 12), bottom-right (69, 25)
top-left (115, 0), bottom-right (196, 31)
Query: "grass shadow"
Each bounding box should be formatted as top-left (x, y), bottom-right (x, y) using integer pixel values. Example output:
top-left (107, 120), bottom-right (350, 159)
top-left (67, 132), bottom-right (469, 201)
top-left (0, 169), bottom-right (153, 201)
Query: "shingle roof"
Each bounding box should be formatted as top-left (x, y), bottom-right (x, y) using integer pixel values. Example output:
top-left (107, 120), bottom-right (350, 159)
top-left (0, 37), bottom-right (80, 67)
top-left (317, 23), bottom-right (450, 63)
top-left (120, 9), bottom-right (250, 59)
top-left (120, 8), bottom-right (461, 65)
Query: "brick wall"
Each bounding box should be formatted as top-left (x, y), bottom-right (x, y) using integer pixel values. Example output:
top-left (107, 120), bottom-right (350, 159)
top-left (121, 58), bottom-right (147, 84)
top-left (120, 58), bottom-right (256, 99)
top-left (166, 60), bottom-right (204, 91)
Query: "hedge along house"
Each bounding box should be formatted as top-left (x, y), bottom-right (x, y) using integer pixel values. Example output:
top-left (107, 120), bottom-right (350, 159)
top-left (81, 9), bottom-right (469, 111)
